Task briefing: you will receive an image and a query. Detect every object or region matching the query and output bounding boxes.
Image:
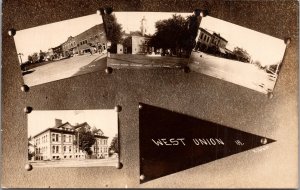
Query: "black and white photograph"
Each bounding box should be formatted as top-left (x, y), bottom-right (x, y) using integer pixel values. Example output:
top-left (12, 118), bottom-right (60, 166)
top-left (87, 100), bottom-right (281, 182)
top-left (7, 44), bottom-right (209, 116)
top-left (189, 16), bottom-right (286, 94)
top-left (14, 13), bottom-right (108, 87)
top-left (103, 11), bottom-right (199, 69)
top-left (27, 110), bottom-right (118, 167)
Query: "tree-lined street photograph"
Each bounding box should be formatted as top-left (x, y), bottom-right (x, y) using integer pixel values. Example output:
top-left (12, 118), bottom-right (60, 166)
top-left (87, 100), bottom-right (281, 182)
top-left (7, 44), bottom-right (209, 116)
top-left (189, 16), bottom-right (286, 94)
top-left (14, 13), bottom-right (108, 87)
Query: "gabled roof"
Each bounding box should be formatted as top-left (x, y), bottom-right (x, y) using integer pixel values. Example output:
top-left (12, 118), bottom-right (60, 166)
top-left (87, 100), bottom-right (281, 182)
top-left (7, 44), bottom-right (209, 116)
top-left (73, 122), bottom-right (89, 130)
top-left (56, 122), bottom-right (72, 128)
top-left (32, 121), bottom-right (106, 139)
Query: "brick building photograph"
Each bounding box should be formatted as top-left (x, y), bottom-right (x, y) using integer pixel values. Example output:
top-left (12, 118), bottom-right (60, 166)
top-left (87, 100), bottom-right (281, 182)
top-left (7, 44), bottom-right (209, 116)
top-left (189, 16), bottom-right (286, 94)
top-left (27, 110), bottom-right (118, 168)
top-left (103, 11), bottom-right (199, 69)
top-left (14, 13), bottom-right (108, 87)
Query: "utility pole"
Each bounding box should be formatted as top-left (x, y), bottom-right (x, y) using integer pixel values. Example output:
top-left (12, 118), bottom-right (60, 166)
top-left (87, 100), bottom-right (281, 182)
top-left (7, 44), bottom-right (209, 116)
top-left (18, 53), bottom-right (23, 64)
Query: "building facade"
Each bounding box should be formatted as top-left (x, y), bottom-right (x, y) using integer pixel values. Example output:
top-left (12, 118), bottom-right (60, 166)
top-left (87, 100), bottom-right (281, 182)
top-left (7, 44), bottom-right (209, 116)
top-left (32, 119), bottom-right (109, 161)
top-left (116, 17), bottom-right (152, 55)
top-left (47, 24), bottom-right (107, 59)
top-left (195, 28), bottom-right (228, 52)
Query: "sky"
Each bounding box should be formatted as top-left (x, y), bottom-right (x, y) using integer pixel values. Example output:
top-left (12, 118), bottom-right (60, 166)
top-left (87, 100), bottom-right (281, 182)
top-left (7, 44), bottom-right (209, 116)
top-left (28, 110), bottom-right (118, 146)
top-left (114, 12), bottom-right (193, 35)
top-left (14, 13), bottom-right (103, 64)
top-left (199, 16), bottom-right (286, 66)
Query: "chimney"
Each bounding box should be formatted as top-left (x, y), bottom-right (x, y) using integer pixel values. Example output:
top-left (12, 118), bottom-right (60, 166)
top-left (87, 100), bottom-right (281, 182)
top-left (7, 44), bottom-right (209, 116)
top-left (55, 119), bottom-right (62, 127)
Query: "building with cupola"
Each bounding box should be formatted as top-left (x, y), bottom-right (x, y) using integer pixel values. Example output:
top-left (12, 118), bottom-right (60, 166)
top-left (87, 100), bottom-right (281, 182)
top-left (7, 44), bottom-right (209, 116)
top-left (116, 16), bottom-right (152, 55)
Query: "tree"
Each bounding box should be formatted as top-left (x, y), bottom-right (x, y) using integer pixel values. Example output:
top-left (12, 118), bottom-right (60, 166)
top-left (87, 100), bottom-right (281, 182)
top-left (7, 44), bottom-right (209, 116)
top-left (109, 134), bottom-right (119, 156)
top-left (102, 14), bottom-right (123, 53)
top-left (122, 36), bottom-right (132, 54)
top-left (39, 50), bottom-right (47, 62)
top-left (73, 127), bottom-right (96, 158)
top-left (149, 14), bottom-right (200, 57)
top-left (233, 47), bottom-right (251, 62)
top-left (28, 136), bottom-right (35, 160)
top-left (28, 52), bottom-right (39, 63)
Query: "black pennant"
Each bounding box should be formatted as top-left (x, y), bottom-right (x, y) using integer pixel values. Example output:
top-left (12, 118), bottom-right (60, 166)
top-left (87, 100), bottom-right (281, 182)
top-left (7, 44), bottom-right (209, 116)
top-left (139, 103), bottom-right (276, 183)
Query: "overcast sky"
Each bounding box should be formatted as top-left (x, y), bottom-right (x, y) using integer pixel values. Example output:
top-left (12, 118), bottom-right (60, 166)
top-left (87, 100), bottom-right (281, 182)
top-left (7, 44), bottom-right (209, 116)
top-left (28, 110), bottom-right (118, 145)
top-left (14, 13), bottom-right (103, 64)
top-left (199, 16), bottom-right (286, 66)
top-left (114, 12), bottom-right (192, 35)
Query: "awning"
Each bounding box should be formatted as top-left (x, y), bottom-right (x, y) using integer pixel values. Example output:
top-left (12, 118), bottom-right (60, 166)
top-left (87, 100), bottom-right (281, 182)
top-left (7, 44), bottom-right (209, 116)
top-left (78, 44), bottom-right (92, 51)
top-left (218, 47), bottom-right (226, 54)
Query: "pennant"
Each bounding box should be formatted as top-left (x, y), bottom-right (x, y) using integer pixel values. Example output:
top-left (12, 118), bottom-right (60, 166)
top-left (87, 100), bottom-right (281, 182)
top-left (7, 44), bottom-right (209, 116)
top-left (139, 103), bottom-right (275, 183)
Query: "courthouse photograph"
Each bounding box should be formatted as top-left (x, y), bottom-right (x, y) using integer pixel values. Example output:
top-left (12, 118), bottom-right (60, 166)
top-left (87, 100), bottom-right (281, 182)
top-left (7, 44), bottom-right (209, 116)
top-left (27, 110), bottom-right (118, 167)
top-left (103, 11), bottom-right (198, 69)
top-left (14, 13), bottom-right (108, 87)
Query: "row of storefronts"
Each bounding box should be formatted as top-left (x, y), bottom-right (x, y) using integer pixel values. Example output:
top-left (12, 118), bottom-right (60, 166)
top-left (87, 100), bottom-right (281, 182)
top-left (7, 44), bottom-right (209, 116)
top-left (47, 24), bottom-right (107, 60)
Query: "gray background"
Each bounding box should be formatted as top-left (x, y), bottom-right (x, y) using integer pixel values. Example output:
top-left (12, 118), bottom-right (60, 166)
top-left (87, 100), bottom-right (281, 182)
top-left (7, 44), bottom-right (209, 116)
top-left (1, 0), bottom-right (298, 188)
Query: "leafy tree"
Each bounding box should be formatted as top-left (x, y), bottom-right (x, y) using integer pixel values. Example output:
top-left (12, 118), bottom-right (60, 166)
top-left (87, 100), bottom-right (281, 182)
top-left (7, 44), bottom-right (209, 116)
top-left (73, 127), bottom-right (96, 157)
top-left (233, 47), bottom-right (251, 62)
top-left (28, 136), bottom-right (35, 160)
top-left (149, 14), bottom-right (200, 57)
top-left (39, 50), bottom-right (47, 62)
top-left (122, 36), bottom-right (132, 54)
top-left (109, 134), bottom-right (119, 156)
top-left (28, 52), bottom-right (39, 63)
top-left (102, 14), bottom-right (123, 53)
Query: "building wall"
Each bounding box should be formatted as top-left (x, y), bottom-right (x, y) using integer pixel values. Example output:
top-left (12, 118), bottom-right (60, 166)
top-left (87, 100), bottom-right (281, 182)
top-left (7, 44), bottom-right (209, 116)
top-left (197, 30), bottom-right (212, 47)
top-left (34, 130), bottom-right (51, 160)
top-left (117, 44), bottom-right (124, 54)
top-left (197, 29), bottom-right (228, 50)
top-left (61, 24), bottom-right (107, 56)
top-left (33, 129), bottom-right (109, 161)
top-left (131, 36), bottom-right (150, 54)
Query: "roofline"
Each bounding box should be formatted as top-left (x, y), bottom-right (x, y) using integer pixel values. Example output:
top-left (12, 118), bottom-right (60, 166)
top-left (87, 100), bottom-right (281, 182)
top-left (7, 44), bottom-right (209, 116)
top-left (212, 33), bottom-right (228, 42)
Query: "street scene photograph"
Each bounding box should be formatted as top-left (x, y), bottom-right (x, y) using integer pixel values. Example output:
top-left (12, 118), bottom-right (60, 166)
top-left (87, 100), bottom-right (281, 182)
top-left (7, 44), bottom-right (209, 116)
top-left (189, 16), bottom-right (286, 94)
top-left (102, 11), bottom-right (200, 69)
top-left (27, 110), bottom-right (118, 168)
top-left (14, 13), bottom-right (108, 87)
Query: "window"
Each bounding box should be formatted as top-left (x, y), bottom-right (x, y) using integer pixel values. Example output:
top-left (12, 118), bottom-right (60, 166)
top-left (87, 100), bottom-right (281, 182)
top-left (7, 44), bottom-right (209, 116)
top-left (200, 33), bottom-right (203, 40)
top-left (52, 146), bottom-right (55, 153)
top-left (69, 135), bottom-right (72, 142)
top-left (64, 146), bottom-right (66, 152)
top-left (56, 146), bottom-right (59, 153)
top-left (63, 135), bottom-right (66, 142)
top-left (56, 134), bottom-right (59, 142)
top-left (69, 146), bottom-right (72, 153)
